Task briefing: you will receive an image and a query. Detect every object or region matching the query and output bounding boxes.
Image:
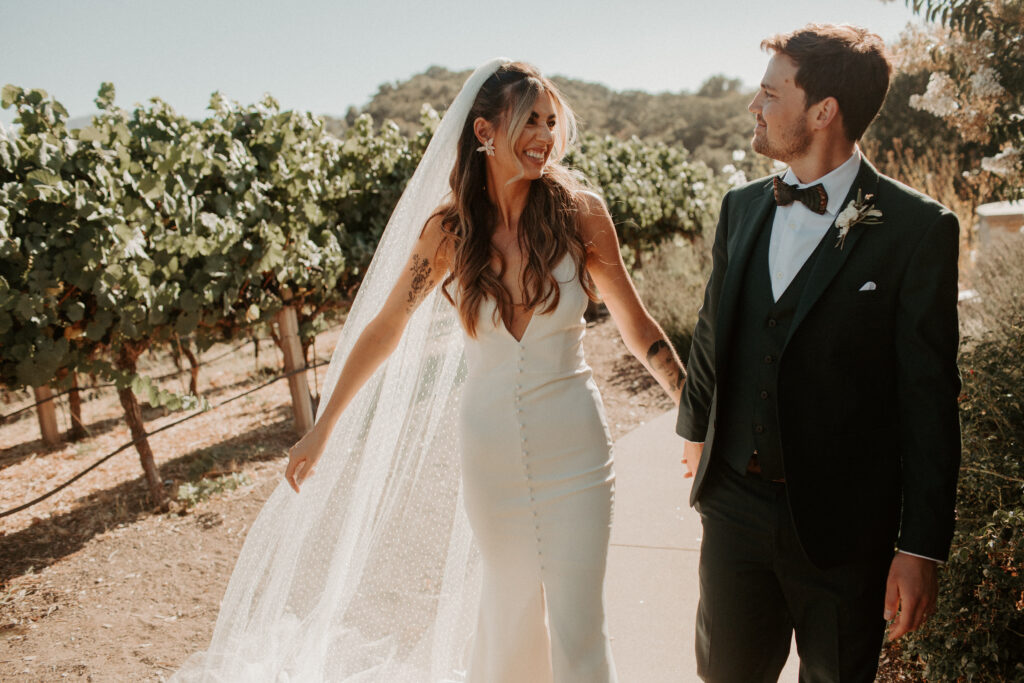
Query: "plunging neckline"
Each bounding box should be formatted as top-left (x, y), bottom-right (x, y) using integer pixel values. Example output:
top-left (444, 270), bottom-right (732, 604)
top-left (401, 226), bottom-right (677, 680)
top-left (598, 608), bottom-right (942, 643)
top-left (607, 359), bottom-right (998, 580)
top-left (502, 307), bottom-right (535, 344)
top-left (495, 253), bottom-right (573, 343)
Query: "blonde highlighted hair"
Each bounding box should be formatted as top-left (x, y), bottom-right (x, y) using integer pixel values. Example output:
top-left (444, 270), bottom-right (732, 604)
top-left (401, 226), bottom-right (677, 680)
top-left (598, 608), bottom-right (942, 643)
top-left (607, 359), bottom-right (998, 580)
top-left (437, 61), bottom-right (597, 338)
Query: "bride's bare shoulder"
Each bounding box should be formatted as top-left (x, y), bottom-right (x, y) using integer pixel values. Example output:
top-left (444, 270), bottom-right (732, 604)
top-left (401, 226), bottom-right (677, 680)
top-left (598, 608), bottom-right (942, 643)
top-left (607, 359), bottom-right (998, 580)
top-left (577, 189), bottom-right (605, 207)
top-left (575, 191), bottom-right (614, 241)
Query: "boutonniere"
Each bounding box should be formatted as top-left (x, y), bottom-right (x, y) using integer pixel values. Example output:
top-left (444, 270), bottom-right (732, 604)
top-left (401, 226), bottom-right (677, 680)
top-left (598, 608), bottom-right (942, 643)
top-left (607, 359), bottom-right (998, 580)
top-left (835, 190), bottom-right (882, 249)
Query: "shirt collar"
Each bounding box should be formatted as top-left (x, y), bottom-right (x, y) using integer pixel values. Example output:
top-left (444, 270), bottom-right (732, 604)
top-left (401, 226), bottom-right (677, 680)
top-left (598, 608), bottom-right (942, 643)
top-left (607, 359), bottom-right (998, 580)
top-left (780, 148), bottom-right (862, 217)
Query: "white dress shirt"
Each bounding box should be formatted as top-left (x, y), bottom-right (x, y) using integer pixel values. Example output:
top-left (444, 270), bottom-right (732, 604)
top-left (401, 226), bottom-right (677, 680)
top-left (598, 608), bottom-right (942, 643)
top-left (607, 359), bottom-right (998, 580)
top-left (768, 149), bottom-right (862, 301)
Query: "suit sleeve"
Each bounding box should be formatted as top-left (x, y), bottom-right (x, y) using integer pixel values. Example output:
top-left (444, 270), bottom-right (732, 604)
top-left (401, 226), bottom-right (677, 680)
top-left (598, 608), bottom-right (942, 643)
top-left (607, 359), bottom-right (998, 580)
top-left (894, 210), bottom-right (962, 560)
top-left (676, 192), bottom-right (730, 442)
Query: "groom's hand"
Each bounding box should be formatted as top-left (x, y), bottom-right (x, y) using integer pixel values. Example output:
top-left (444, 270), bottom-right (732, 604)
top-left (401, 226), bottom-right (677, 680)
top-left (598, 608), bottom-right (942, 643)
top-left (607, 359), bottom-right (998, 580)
top-left (883, 552), bottom-right (938, 640)
top-left (681, 440), bottom-right (703, 479)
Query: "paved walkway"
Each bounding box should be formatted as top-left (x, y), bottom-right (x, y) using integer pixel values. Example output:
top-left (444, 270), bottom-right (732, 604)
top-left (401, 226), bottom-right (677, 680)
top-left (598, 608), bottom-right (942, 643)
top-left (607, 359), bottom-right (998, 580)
top-left (606, 409), bottom-right (800, 682)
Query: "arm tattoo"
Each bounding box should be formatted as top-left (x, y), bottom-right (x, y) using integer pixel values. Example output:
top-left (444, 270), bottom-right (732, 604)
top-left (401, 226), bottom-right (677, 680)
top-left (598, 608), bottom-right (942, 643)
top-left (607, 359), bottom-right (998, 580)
top-left (647, 339), bottom-right (685, 393)
top-left (405, 254), bottom-right (433, 312)
top-left (645, 339), bottom-right (670, 364)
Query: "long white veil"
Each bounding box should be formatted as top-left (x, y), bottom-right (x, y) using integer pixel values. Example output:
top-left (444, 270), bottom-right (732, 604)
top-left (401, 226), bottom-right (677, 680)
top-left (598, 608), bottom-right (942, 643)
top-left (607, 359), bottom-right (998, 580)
top-left (173, 59), bottom-right (508, 683)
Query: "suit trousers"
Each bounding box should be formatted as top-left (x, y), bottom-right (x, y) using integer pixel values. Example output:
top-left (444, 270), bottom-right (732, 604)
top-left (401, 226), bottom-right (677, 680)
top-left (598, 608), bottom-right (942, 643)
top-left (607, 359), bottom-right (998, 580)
top-left (695, 458), bottom-right (891, 682)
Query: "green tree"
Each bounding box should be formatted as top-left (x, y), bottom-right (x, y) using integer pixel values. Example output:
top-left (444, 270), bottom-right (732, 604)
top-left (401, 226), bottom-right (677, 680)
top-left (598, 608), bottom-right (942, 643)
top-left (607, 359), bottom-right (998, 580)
top-left (696, 74), bottom-right (744, 98)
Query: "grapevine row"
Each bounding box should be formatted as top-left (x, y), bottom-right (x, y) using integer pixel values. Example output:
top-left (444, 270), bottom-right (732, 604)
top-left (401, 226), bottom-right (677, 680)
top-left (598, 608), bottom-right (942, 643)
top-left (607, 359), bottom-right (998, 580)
top-left (0, 83), bottom-right (721, 504)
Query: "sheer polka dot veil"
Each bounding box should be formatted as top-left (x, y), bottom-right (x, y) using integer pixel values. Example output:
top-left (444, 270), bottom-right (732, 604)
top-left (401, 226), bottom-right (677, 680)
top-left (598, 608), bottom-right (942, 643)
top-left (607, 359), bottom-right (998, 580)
top-left (172, 59), bottom-right (509, 683)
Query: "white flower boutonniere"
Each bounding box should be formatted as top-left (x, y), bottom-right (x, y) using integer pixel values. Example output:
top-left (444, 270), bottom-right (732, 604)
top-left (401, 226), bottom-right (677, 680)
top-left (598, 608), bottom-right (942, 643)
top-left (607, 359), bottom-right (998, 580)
top-left (835, 190), bottom-right (882, 249)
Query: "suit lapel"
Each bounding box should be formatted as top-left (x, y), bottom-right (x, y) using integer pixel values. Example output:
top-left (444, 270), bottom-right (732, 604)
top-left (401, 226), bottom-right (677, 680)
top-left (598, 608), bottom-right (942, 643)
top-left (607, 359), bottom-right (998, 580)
top-left (716, 178), bottom-right (776, 359)
top-left (784, 159), bottom-right (881, 348)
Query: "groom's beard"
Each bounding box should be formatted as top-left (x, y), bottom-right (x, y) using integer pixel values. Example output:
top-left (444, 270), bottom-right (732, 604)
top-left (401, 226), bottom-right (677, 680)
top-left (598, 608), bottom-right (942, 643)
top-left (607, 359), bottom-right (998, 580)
top-left (752, 111), bottom-right (813, 163)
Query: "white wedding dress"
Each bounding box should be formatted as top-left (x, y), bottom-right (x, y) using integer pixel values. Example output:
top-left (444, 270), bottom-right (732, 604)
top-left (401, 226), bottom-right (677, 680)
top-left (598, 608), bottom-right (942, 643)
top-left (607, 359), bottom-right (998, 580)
top-left (459, 255), bottom-right (617, 682)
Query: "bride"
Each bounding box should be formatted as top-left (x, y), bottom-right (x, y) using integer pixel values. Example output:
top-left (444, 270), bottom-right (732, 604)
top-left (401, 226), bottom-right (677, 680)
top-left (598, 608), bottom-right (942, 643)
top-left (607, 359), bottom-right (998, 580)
top-left (174, 59), bottom-right (684, 683)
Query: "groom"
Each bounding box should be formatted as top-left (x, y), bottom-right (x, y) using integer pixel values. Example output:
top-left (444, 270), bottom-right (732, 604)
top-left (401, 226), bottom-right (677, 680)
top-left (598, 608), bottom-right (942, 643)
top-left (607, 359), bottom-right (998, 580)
top-left (676, 24), bottom-right (961, 681)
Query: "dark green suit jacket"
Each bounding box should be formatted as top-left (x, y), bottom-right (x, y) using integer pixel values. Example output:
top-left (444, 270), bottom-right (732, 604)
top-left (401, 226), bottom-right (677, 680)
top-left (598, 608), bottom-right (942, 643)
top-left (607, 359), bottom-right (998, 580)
top-left (677, 159), bottom-right (962, 569)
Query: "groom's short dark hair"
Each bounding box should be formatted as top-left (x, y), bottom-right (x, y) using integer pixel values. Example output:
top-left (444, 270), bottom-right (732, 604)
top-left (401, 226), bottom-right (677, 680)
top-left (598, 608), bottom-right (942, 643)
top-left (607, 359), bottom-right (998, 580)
top-left (762, 24), bottom-right (892, 142)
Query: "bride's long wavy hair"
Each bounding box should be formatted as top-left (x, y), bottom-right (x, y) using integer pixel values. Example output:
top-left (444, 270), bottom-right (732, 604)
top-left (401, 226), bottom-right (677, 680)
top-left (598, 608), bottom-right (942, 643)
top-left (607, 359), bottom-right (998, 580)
top-left (438, 61), bottom-right (597, 338)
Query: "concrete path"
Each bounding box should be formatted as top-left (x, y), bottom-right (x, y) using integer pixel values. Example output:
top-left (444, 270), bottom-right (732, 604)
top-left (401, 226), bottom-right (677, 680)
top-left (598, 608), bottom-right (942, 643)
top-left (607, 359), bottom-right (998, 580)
top-left (606, 410), bottom-right (800, 682)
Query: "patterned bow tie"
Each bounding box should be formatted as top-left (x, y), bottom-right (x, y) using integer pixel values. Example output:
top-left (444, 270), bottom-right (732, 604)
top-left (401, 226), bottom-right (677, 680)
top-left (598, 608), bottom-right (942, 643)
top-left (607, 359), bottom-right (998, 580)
top-left (773, 176), bottom-right (829, 214)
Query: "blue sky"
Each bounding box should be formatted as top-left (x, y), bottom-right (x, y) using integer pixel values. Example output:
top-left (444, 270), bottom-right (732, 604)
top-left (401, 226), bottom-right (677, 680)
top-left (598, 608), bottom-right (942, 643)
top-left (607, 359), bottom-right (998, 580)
top-left (1, 0), bottom-right (923, 127)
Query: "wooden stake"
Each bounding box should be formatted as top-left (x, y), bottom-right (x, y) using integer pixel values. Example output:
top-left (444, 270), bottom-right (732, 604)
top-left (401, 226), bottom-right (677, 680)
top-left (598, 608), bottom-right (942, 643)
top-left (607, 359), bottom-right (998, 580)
top-left (67, 372), bottom-right (87, 441)
top-left (276, 304), bottom-right (315, 435)
top-left (33, 385), bottom-right (61, 447)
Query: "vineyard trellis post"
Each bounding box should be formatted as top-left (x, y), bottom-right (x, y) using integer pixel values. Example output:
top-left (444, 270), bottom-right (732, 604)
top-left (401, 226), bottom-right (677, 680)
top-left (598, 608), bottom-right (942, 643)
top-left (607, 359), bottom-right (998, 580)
top-left (64, 371), bottom-right (87, 441)
top-left (33, 386), bottom-right (61, 447)
top-left (276, 292), bottom-right (315, 436)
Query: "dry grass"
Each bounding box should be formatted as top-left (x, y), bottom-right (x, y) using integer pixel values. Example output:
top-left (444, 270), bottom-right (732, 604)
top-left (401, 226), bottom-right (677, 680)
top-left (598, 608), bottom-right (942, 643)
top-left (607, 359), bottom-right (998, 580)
top-left (633, 234), bottom-right (713, 359)
top-left (959, 231), bottom-right (1024, 341)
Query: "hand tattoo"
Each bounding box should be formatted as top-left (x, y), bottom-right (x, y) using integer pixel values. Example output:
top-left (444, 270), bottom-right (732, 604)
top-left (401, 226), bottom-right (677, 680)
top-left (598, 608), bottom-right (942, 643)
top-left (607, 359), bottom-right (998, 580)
top-left (406, 254), bottom-right (433, 312)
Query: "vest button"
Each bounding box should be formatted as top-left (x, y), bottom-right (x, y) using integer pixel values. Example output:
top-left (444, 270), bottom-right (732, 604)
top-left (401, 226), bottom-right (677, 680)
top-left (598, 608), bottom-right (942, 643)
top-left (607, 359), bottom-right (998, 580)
top-left (755, 424), bottom-right (765, 434)
top-left (764, 355), bottom-right (774, 364)
top-left (760, 390), bottom-right (769, 399)
top-left (767, 318), bottom-right (777, 327)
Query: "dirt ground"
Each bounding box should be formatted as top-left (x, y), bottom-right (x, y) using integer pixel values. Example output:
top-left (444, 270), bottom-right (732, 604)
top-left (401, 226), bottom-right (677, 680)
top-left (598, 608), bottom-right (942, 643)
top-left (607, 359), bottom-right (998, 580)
top-left (0, 314), bottom-right (674, 682)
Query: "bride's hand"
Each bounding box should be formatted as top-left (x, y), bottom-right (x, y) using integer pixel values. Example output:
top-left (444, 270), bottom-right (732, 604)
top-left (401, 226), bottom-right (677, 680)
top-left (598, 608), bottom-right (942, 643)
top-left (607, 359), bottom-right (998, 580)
top-left (285, 428), bottom-right (326, 493)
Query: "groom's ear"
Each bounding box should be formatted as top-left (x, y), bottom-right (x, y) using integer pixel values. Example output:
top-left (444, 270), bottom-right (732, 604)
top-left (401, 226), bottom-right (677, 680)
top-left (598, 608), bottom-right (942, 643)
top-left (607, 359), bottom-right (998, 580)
top-left (809, 96), bottom-right (842, 133)
top-left (473, 117), bottom-right (494, 145)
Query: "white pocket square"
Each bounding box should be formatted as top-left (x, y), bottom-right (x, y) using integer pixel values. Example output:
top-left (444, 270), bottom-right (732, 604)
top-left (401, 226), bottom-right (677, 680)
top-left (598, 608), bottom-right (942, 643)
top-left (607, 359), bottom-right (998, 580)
top-left (859, 281), bottom-right (877, 292)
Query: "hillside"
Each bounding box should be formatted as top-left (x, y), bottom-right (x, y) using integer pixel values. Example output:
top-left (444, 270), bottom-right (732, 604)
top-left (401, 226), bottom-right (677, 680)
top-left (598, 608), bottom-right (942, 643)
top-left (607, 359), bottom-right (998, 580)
top-left (324, 66), bottom-right (755, 170)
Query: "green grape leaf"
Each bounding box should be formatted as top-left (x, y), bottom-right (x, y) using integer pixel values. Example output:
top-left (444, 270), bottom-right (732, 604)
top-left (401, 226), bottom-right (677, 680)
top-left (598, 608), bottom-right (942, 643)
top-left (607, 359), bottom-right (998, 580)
top-left (174, 309), bottom-right (200, 335)
top-left (77, 126), bottom-right (106, 143)
top-left (1, 84), bottom-right (23, 109)
top-left (26, 169), bottom-right (63, 189)
top-left (137, 175), bottom-right (163, 200)
top-left (65, 300), bottom-right (86, 322)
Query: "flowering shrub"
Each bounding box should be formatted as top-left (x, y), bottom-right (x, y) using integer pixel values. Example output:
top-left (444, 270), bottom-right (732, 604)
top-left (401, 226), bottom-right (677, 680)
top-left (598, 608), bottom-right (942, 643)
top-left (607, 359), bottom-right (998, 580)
top-left (889, 0), bottom-right (1024, 196)
top-left (896, 233), bottom-right (1024, 681)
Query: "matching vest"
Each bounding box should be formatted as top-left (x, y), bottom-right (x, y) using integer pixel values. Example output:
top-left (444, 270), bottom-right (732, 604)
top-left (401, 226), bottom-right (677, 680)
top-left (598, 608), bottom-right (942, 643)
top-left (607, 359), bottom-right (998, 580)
top-left (715, 208), bottom-right (827, 480)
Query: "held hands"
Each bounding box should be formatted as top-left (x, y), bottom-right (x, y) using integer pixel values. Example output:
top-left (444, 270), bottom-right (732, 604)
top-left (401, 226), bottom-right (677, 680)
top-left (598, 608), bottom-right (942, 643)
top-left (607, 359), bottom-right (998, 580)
top-left (883, 552), bottom-right (939, 640)
top-left (284, 427), bottom-right (327, 493)
top-left (681, 440), bottom-right (703, 479)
